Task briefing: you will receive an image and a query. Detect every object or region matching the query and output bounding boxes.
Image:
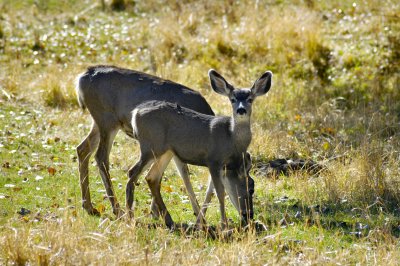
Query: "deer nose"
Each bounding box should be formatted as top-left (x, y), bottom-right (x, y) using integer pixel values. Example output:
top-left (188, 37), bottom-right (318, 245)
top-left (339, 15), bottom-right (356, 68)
top-left (237, 108), bottom-right (247, 115)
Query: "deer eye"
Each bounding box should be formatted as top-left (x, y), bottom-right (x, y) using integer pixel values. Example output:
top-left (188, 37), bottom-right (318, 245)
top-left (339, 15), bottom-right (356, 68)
top-left (230, 98), bottom-right (237, 104)
top-left (247, 98), bottom-right (253, 103)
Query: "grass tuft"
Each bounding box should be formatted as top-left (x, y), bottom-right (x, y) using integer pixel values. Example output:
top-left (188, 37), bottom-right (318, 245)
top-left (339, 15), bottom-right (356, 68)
top-left (40, 68), bottom-right (78, 108)
top-left (44, 82), bottom-right (67, 108)
top-left (306, 36), bottom-right (332, 82)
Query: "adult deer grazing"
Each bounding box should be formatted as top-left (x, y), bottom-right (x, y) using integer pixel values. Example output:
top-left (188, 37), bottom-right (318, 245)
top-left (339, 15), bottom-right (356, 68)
top-left (76, 65), bottom-right (214, 217)
top-left (126, 69), bottom-right (272, 228)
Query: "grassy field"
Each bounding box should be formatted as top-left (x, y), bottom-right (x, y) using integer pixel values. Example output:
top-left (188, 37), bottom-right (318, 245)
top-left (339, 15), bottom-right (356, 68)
top-left (1, 0), bottom-right (400, 264)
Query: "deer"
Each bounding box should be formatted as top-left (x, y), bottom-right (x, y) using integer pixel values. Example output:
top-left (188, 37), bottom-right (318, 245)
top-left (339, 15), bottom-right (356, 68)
top-left (76, 65), bottom-right (215, 218)
top-left (126, 69), bottom-right (273, 229)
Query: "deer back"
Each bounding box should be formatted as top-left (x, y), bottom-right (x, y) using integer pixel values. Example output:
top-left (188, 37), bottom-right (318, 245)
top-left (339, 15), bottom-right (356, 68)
top-left (76, 65), bottom-right (214, 135)
top-left (132, 101), bottom-right (240, 167)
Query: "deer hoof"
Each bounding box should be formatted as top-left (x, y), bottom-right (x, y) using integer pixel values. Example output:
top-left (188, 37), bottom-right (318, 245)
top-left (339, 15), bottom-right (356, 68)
top-left (126, 209), bottom-right (134, 219)
top-left (91, 208), bottom-right (101, 216)
top-left (83, 205), bottom-right (101, 216)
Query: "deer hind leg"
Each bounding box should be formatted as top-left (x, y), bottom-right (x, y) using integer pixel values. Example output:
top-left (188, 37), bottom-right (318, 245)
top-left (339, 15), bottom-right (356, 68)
top-left (145, 152), bottom-right (175, 229)
top-left (145, 163), bottom-right (164, 220)
top-left (77, 122), bottom-right (100, 216)
top-left (196, 175), bottom-right (215, 227)
top-left (148, 157), bottom-right (198, 221)
top-left (208, 166), bottom-right (227, 229)
top-left (126, 153), bottom-right (154, 219)
top-left (173, 157), bottom-right (201, 218)
top-left (147, 167), bottom-right (161, 220)
top-left (95, 121), bottom-right (121, 217)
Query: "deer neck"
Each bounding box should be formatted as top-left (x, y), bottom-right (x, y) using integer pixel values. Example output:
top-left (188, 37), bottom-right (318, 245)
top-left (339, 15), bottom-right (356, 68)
top-left (231, 116), bottom-right (252, 152)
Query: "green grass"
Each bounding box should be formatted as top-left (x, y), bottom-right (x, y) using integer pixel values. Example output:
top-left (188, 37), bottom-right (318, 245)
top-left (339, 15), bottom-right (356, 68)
top-left (1, 0), bottom-right (400, 264)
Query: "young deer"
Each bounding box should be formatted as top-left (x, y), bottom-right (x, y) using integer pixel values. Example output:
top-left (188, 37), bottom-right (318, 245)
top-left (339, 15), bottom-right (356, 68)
top-left (76, 65), bottom-right (214, 218)
top-left (126, 69), bottom-right (272, 228)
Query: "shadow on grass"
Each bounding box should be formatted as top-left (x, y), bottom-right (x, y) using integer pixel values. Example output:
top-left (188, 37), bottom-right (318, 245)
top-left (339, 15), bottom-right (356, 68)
top-left (132, 220), bottom-right (269, 241)
top-left (258, 197), bottom-right (400, 239)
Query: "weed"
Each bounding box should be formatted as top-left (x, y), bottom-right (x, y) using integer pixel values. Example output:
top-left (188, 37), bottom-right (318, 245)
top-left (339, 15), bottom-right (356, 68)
top-left (306, 36), bottom-right (332, 83)
top-left (0, 22), bottom-right (3, 39)
top-left (44, 83), bottom-right (66, 108)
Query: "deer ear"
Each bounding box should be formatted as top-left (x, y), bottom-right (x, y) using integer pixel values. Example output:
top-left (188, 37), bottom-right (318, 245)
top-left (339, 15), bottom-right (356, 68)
top-left (209, 69), bottom-right (234, 96)
top-left (251, 71), bottom-right (272, 97)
